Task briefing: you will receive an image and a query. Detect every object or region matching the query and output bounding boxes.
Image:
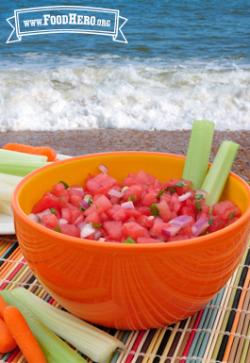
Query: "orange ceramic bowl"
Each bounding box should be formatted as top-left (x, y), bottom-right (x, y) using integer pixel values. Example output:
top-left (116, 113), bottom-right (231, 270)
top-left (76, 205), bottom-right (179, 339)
top-left (13, 152), bottom-right (250, 330)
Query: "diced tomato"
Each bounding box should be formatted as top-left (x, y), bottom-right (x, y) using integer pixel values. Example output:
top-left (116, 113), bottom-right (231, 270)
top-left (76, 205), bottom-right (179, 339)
top-left (51, 183), bottom-right (68, 197)
top-left (68, 186), bottom-right (84, 197)
top-left (69, 194), bottom-right (82, 207)
top-left (179, 198), bottom-right (196, 219)
top-left (157, 200), bottom-right (171, 222)
top-left (60, 224), bottom-right (80, 237)
top-left (32, 193), bottom-right (61, 214)
top-left (86, 173), bottom-right (117, 194)
top-left (85, 211), bottom-right (101, 224)
top-left (212, 201), bottom-right (241, 221)
top-left (136, 215), bottom-right (154, 229)
top-left (122, 222), bottom-right (148, 240)
top-left (107, 205), bottom-right (127, 222)
top-left (58, 194), bottom-right (69, 208)
top-left (40, 214), bottom-right (58, 229)
top-left (74, 214), bottom-right (84, 225)
top-left (137, 206), bottom-right (151, 216)
top-left (124, 208), bottom-right (141, 219)
top-left (123, 184), bottom-right (144, 202)
top-left (32, 171), bottom-right (241, 243)
top-left (208, 217), bottom-right (226, 233)
top-left (103, 221), bottom-right (123, 241)
top-left (170, 194), bottom-right (181, 213)
top-left (142, 191), bottom-right (158, 206)
top-left (179, 224), bottom-right (193, 238)
top-left (94, 195), bottom-right (112, 212)
top-left (150, 218), bottom-right (169, 238)
top-left (61, 207), bottom-right (82, 224)
top-left (61, 208), bottom-right (71, 222)
top-left (169, 235), bottom-right (191, 242)
top-left (123, 171), bottom-right (157, 186)
top-left (99, 212), bottom-right (109, 222)
top-left (163, 179), bottom-right (192, 196)
top-left (137, 237), bottom-right (163, 243)
top-left (83, 204), bottom-right (96, 216)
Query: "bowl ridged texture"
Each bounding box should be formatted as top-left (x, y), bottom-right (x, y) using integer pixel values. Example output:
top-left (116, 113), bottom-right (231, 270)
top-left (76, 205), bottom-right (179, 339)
top-left (13, 152), bottom-right (250, 329)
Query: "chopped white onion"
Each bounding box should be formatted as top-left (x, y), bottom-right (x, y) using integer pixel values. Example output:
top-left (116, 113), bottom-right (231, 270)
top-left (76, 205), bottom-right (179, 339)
top-left (195, 190), bottom-right (207, 198)
top-left (83, 194), bottom-right (93, 204)
top-left (98, 164), bottom-right (108, 174)
top-left (80, 200), bottom-right (90, 209)
top-left (70, 187), bottom-right (84, 194)
top-left (162, 225), bottom-right (180, 238)
top-left (108, 189), bottom-right (123, 198)
top-left (80, 223), bottom-right (95, 238)
top-left (36, 209), bottom-right (51, 219)
top-left (94, 230), bottom-right (102, 240)
top-left (28, 213), bottom-right (39, 222)
top-left (178, 192), bottom-right (192, 202)
top-left (169, 215), bottom-right (193, 226)
top-left (121, 201), bottom-right (135, 209)
top-left (59, 218), bottom-right (68, 225)
top-left (163, 215), bottom-right (193, 238)
top-left (192, 217), bottom-right (209, 236)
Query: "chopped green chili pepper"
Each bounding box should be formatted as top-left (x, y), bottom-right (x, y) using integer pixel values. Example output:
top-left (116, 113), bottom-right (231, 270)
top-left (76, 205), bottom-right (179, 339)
top-left (59, 180), bottom-right (69, 189)
top-left (195, 194), bottom-right (204, 200)
top-left (150, 203), bottom-right (160, 216)
top-left (165, 186), bottom-right (176, 194)
top-left (128, 195), bottom-right (135, 202)
top-left (228, 212), bottom-right (235, 220)
top-left (157, 190), bottom-right (165, 198)
top-left (50, 208), bottom-right (57, 215)
top-left (208, 218), bottom-right (214, 226)
top-left (195, 201), bottom-right (202, 211)
top-left (175, 181), bottom-right (185, 187)
top-left (124, 237), bottom-right (136, 244)
top-left (92, 223), bottom-right (102, 229)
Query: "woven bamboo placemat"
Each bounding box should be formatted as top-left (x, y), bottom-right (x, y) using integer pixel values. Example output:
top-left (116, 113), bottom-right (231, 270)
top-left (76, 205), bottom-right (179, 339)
top-left (0, 237), bottom-right (249, 363)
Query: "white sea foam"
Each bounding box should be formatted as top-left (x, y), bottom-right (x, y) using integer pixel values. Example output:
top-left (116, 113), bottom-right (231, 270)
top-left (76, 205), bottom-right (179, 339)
top-left (0, 59), bottom-right (250, 131)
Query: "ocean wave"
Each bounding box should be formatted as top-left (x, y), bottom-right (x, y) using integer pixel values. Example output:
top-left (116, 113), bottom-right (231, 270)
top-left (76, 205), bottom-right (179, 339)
top-left (0, 59), bottom-right (250, 131)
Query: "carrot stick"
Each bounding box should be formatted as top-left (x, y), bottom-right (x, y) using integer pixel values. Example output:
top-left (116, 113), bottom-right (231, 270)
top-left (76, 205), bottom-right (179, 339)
top-left (0, 317), bottom-right (17, 353)
top-left (3, 143), bottom-right (57, 162)
top-left (4, 306), bottom-right (47, 363)
top-left (0, 296), bottom-right (8, 318)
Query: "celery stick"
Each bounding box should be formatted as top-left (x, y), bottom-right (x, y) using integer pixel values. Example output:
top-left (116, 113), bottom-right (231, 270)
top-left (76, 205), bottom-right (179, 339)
top-left (1, 291), bottom-right (87, 363)
top-left (0, 149), bottom-right (48, 162)
top-left (0, 175), bottom-right (23, 215)
top-left (0, 180), bottom-right (16, 202)
top-left (8, 288), bottom-right (124, 363)
top-left (202, 140), bottom-right (239, 206)
top-left (0, 160), bottom-right (48, 176)
top-left (183, 120), bottom-right (215, 189)
top-left (0, 200), bottom-right (12, 215)
top-left (0, 173), bottom-right (22, 186)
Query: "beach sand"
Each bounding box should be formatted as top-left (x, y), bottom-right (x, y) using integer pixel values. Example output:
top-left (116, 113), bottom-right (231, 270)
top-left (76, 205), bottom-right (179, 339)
top-left (0, 129), bottom-right (249, 181)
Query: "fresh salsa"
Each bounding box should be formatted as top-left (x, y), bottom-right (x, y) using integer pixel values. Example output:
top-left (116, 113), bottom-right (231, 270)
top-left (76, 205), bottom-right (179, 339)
top-left (29, 169), bottom-right (241, 243)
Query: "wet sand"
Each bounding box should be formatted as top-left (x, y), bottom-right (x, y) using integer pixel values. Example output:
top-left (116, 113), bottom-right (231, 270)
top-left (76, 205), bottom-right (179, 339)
top-left (0, 129), bottom-right (249, 181)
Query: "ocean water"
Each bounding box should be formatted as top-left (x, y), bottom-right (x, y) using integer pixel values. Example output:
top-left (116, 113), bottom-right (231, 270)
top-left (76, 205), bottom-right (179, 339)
top-left (0, 0), bottom-right (250, 131)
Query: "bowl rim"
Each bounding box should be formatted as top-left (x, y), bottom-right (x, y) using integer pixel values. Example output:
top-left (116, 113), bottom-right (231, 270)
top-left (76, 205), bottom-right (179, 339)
top-left (12, 151), bottom-right (250, 251)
